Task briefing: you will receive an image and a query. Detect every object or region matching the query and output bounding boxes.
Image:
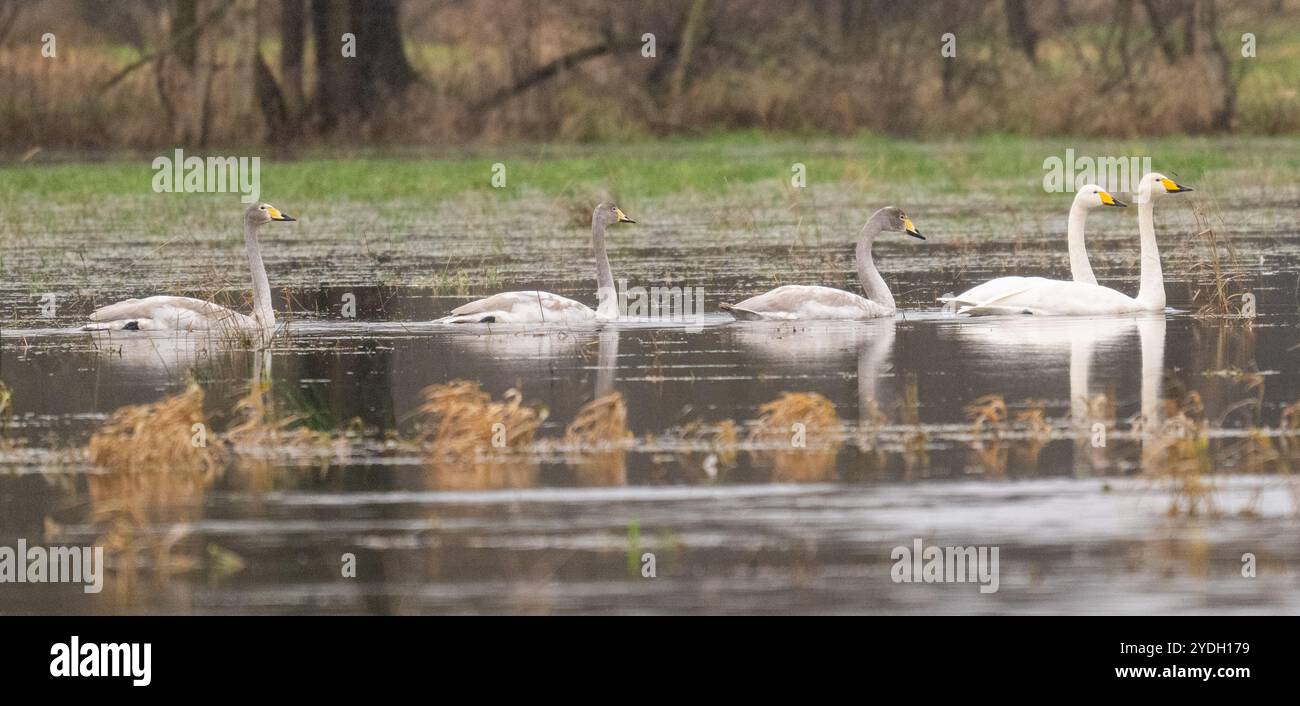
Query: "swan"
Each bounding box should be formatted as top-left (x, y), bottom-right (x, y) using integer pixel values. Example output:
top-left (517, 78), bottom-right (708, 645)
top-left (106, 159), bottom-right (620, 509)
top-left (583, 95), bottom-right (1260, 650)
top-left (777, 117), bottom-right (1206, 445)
top-left (719, 206), bottom-right (924, 320)
top-left (944, 173), bottom-right (1191, 316)
top-left (84, 202), bottom-right (296, 333)
top-left (941, 185), bottom-right (1123, 308)
top-left (436, 202), bottom-right (635, 323)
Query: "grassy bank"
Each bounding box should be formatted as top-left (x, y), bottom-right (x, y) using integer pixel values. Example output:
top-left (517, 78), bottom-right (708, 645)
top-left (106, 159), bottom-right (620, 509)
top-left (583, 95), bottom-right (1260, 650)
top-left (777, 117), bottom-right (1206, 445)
top-left (2, 134), bottom-right (1298, 210)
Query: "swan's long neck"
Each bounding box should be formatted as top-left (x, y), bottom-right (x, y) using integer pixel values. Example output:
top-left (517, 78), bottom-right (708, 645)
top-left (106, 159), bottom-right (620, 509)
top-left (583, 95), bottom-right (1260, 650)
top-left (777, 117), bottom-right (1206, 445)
top-left (245, 220), bottom-right (274, 328)
top-left (593, 217), bottom-right (618, 319)
top-left (855, 213), bottom-right (895, 312)
top-left (1067, 197), bottom-right (1097, 285)
top-left (1135, 195), bottom-right (1165, 309)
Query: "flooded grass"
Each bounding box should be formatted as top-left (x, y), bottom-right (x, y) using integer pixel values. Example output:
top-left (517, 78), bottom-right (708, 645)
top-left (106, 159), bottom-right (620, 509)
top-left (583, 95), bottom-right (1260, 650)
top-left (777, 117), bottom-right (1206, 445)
top-left (2, 136), bottom-right (1300, 613)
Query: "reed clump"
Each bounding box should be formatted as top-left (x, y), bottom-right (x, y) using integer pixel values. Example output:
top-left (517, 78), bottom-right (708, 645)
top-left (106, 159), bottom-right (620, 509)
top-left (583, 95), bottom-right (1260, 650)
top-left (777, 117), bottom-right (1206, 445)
top-left (87, 381), bottom-right (222, 476)
top-left (565, 392), bottom-right (631, 486)
top-left (900, 375), bottom-right (929, 474)
top-left (86, 382), bottom-right (222, 598)
top-left (1143, 398), bottom-right (1215, 517)
top-left (749, 392), bottom-right (841, 482)
top-left (1188, 203), bottom-right (1254, 318)
top-left (965, 394), bottom-right (1009, 475)
top-left (224, 381), bottom-right (340, 487)
top-left (0, 381), bottom-right (13, 451)
top-left (1012, 402), bottom-right (1054, 472)
top-left (417, 380), bottom-right (545, 490)
top-left (674, 419), bottom-right (739, 481)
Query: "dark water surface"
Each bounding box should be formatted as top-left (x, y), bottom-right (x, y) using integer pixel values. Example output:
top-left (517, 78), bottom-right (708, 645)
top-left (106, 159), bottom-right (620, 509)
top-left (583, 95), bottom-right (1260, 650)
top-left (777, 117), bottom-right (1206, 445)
top-left (2, 183), bottom-right (1299, 614)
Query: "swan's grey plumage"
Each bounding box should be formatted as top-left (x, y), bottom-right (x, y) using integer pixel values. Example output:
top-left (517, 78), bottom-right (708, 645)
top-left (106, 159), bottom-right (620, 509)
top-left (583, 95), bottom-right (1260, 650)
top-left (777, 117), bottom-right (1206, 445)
top-left (720, 206), bottom-right (923, 321)
top-left (83, 202), bottom-right (295, 334)
top-left (437, 202), bottom-right (635, 324)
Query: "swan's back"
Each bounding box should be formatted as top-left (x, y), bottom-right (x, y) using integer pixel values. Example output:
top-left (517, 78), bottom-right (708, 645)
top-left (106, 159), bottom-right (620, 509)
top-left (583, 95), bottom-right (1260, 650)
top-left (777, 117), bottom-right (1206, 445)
top-left (723, 285), bottom-right (892, 320)
top-left (957, 280), bottom-right (1141, 316)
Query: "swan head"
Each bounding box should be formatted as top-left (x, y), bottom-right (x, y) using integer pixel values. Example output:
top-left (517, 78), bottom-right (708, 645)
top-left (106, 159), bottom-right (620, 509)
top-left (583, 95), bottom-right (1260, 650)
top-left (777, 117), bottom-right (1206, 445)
top-left (246, 202), bottom-right (296, 227)
top-left (1137, 172), bottom-right (1193, 203)
top-left (876, 206), bottom-right (925, 240)
top-left (1076, 185), bottom-right (1127, 209)
top-left (593, 202), bottom-right (635, 228)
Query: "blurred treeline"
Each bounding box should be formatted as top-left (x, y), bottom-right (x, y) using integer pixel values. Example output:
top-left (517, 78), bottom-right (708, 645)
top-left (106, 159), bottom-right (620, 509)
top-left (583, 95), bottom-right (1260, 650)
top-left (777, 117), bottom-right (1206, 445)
top-left (0, 0), bottom-right (1296, 151)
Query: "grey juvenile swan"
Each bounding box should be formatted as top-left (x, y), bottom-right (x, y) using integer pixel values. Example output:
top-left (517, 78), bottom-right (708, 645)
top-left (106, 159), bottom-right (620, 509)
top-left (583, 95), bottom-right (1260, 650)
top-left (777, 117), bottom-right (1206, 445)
top-left (437, 202), bottom-right (635, 323)
top-left (720, 206), bottom-right (924, 320)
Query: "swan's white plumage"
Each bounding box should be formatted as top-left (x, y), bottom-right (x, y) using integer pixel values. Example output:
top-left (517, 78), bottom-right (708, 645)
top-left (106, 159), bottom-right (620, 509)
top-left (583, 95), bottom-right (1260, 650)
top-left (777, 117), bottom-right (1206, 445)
top-left (944, 174), bottom-right (1189, 317)
top-left (940, 185), bottom-right (1115, 312)
top-left (83, 202), bottom-right (293, 336)
top-left (954, 278), bottom-right (1145, 316)
top-left (437, 290), bottom-right (602, 324)
top-left (723, 285), bottom-right (892, 321)
top-left (85, 295), bottom-right (258, 331)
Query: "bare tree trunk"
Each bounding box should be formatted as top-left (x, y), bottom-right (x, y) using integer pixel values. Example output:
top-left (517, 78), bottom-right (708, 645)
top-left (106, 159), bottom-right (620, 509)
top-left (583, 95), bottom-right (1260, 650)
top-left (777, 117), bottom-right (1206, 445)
top-left (669, 0), bottom-right (709, 123)
top-left (310, 0), bottom-right (356, 131)
top-left (193, 1), bottom-right (217, 146)
top-left (1140, 0), bottom-right (1179, 62)
top-left (1004, 0), bottom-right (1038, 63)
top-left (352, 0), bottom-right (416, 101)
top-left (310, 0), bottom-right (414, 132)
top-left (1202, 0), bottom-right (1238, 131)
top-left (280, 0), bottom-right (305, 114)
top-left (941, 0), bottom-right (957, 101)
top-left (174, 0), bottom-right (198, 66)
top-left (1182, 0), bottom-right (1199, 56)
top-left (231, 0), bottom-right (261, 139)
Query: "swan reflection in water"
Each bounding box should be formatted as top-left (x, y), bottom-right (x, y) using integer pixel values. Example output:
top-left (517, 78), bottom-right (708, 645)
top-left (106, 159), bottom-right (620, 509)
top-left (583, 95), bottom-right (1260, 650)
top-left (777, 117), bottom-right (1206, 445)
top-left (944, 313), bottom-right (1167, 475)
top-left (726, 318), bottom-right (897, 481)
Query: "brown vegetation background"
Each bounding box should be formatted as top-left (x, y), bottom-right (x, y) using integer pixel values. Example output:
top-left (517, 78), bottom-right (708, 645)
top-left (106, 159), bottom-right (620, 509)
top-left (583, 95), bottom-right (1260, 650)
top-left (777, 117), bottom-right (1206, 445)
top-left (0, 0), bottom-right (1296, 152)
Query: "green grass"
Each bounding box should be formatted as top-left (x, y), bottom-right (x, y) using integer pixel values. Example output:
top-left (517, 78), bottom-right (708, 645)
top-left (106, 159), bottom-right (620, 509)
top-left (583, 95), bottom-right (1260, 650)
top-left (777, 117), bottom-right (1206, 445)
top-left (0, 133), bottom-right (1296, 211)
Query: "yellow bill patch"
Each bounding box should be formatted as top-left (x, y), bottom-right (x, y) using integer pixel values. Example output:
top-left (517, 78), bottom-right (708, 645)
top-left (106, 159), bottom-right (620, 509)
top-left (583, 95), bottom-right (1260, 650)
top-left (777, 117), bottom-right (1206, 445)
top-left (267, 206), bottom-right (283, 220)
top-left (903, 217), bottom-right (917, 233)
top-left (1099, 191), bottom-right (1117, 205)
top-left (1160, 177), bottom-right (1179, 192)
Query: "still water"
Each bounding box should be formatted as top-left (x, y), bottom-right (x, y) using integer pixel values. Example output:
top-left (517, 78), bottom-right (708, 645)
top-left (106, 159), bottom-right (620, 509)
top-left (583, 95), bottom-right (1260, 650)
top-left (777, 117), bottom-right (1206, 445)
top-left (1, 185), bottom-right (1298, 614)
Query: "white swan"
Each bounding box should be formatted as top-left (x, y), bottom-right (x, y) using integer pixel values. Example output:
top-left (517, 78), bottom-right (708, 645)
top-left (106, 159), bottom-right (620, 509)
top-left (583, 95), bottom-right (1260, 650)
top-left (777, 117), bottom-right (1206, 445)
top-left (944, 173), bottom-right (1191, 316)
top-left (84, 202), bottom-right (296, 333)
top-left (436, 202), bottom-right (635, 323)
top-left (719, 206), bottom-right (924, 320)
top-left (941, 185), bottom-right (1122, 308)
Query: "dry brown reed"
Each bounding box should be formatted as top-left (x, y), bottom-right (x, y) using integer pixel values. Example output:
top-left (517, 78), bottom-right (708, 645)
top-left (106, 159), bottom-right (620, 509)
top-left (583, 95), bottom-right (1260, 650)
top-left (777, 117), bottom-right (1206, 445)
top-left (1189, 203), bottom-right (1255, 318)
top-left (1142, 396), bottom-right (1216, 517)
top-left (417, 380), bottom-right (545, 490)
top-left (564, 392), bottom-right (631, 486)
top-left (223, 381), bottom-right (339, 489)
top-left (0, 381), bottom-right (12, 451)
top-left (87, 381), bottom-right (222, 477)
top-left (749, 392), bottom-right (841, 482)
top-left (86, 382), bottom-right (222, 599)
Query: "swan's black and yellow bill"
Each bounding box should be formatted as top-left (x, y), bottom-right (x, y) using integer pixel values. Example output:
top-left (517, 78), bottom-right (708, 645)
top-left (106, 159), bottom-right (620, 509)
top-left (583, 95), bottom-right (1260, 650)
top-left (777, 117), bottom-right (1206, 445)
top-left (615, 206), bottom-right (635, 223)
top-left (1100, 191), bottom-right (1127, 208)
top-left (268, 206), bottom-right (296, 221)
top-left (903, 217), bottom-right (925, 240)
top-left (1161, 177), bottom-right (1193, 193)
